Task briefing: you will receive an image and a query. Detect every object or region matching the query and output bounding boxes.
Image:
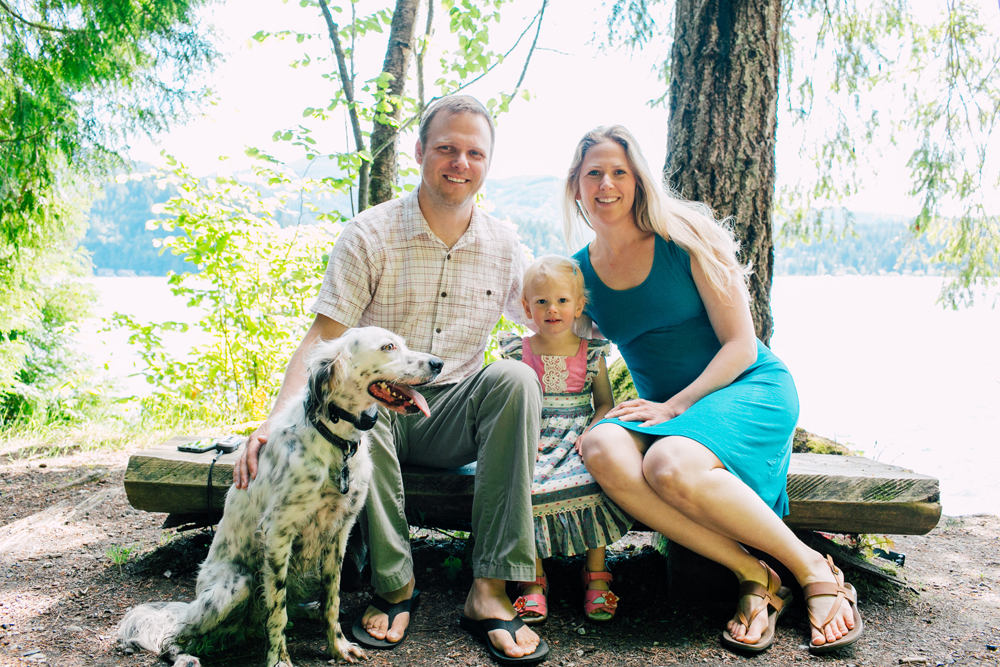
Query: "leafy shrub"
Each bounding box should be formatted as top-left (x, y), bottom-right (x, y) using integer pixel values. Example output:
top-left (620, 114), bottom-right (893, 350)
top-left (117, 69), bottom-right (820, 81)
top-left (112, 157), bottom-right (345, 424)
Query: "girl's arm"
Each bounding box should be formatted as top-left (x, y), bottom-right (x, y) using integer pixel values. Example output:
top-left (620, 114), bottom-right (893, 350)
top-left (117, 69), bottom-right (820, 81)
top-left (606, 253), bottom-right (758, 427)
top-left (577, 355), bottom-right (615, 451)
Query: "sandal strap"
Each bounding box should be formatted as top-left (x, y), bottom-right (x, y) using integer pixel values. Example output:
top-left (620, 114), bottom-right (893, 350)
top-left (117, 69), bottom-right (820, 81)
top-left (804, 556), bottom-right (853, 631)
top-left (476, 616), bottom-right (526, 642)
top-left (368, 590), bottom-right (419, 628)
top-left (516, 574), bottom-right (548, 595)
top-left (583, 588), bottom-right (619, 615)
top-left (734, 560), bottom-right (783, 630)
top-left (581, 569), bottom-right (613, 584)
top-left (514, 593), bottom-right (547, 612)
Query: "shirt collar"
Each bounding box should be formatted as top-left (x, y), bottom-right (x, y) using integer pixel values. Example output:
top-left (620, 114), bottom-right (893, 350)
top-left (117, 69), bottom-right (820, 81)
top-left (402, 187), bottom-right (496, 246)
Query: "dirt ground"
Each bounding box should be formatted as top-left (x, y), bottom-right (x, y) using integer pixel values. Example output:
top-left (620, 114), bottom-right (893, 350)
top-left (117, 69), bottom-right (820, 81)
top-left (1, 447), bottom-right (998, 667)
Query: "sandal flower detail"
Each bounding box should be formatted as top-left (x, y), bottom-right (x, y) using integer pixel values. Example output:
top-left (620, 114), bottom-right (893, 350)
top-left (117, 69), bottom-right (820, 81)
top-left (514, 574), bottom-right (548, 625)
top-left (582, 568), bottom-right (619, 622)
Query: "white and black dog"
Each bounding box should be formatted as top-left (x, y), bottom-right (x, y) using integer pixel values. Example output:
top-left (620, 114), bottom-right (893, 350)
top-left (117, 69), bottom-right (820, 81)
top-left (118, 327), bottom-right (443, 667)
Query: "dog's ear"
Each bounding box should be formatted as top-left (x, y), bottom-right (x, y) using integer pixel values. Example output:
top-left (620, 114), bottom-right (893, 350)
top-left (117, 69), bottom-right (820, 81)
top-left (326, 341), bottom-right (351, 390)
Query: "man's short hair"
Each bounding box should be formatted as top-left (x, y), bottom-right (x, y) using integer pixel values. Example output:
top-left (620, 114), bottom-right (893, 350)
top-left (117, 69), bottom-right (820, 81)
top-left (418, 95), bottom-right (496, 155)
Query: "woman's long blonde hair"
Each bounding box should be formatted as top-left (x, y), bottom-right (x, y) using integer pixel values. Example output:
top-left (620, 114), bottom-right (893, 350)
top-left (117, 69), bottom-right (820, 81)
top-left (562, 125), bottom-right (750, 298)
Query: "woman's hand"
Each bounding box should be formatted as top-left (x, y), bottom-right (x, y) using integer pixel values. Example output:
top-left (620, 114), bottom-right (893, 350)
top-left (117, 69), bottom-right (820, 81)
top-left (606, 398), bottom-right (687, 427)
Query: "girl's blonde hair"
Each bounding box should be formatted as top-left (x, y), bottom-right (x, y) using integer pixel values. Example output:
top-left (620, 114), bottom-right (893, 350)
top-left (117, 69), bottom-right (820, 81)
top-left (562, 125), bottom-right (750, 298)
top-left (522, 254), bottom-right (588, 306)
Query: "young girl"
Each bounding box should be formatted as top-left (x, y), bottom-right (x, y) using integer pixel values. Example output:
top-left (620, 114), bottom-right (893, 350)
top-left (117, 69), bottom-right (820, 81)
top-left (500, 255), bottom-right (632, 624)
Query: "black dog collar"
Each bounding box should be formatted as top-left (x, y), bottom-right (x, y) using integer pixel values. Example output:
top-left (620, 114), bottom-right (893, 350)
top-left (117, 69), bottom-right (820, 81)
top-left (303, 390), bottom-right (378, 494)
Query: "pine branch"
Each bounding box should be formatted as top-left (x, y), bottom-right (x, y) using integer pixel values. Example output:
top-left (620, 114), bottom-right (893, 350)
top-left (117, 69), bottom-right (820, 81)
top-left (0, 0), bottom-right (74, 34)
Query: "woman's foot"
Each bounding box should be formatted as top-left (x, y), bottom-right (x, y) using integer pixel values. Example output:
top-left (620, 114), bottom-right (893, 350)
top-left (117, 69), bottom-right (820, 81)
top-left (723, 560), bottom-right (791, 652)
top-left (514, 575), bottom-right (548, 625)
top-left (801, 555), bottom-right (863, 652)
top-left (581, 567), bottom-right (618, 621)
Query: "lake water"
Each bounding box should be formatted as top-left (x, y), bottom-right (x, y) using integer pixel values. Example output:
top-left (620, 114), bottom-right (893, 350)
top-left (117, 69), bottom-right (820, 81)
top-left (76, 276), bottom-right (1000, 517)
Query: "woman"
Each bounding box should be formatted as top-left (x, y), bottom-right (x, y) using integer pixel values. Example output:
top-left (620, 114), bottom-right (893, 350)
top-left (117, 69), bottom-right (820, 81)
top-left (566, 126), bottom-right (863, 654)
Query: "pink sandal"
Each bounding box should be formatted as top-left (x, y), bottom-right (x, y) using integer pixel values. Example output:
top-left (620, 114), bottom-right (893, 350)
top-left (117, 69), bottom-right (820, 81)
top-left (582, 568), bottom-right (619, 622)
top-left (513, 574), bottom-right (548, 625)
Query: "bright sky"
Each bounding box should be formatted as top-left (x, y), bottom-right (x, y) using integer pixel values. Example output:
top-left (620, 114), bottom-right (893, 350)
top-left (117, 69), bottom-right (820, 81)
top-left (128, 0), bottom-right (994, 217)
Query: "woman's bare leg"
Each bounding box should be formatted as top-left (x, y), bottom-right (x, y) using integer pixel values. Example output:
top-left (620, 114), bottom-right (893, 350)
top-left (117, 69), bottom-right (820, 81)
top-left (583, 424), bottom-right (856, 646)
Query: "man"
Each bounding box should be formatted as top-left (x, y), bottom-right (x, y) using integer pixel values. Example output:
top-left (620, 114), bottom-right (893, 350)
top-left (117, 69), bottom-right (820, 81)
top-left (234, 95), bottom-right (546, 664)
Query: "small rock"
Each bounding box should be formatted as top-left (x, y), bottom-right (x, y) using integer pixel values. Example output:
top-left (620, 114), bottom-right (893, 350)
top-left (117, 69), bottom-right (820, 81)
top-left (163, 570), bottom-right (172, 579)
top-left (65, 625), bottom-right (83, 633)
top-left (21, 650), bottom-right (40, 656)
top-left (575, 627), bottom-right (586, 636)
top-left (124, 647), bottom-right (135, 654)
top-left (38, 464), bottom-right (46, 468)
top-left (900, 659), bottom-right (928, 665)
top-left (987, 644), bottom-right (998, 651)
top-left (576, 649), bottom-right (584, 657)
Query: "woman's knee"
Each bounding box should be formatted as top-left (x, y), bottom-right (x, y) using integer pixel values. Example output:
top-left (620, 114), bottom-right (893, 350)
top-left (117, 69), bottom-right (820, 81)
top-left (580, 424), bottom-right (628, 478)
top-left (642, 444), bottom-right (696, 506)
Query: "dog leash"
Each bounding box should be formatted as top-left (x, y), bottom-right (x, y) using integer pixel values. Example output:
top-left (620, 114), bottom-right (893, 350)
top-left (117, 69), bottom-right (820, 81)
top-left (304, 389), bottom-right (378, 495)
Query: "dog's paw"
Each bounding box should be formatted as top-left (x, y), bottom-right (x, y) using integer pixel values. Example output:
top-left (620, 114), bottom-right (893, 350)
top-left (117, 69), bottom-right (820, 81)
top-left (172, 655), bottom-right (201, 667)
top-left (327, 638), bottom-right (366, 664)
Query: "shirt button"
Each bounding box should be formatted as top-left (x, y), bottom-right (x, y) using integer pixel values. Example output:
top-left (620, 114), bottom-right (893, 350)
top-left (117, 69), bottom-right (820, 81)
top-left (436, 328), bottom-right (442, 333)
top-left (486, 290), bottom-right (492, 296)
top-left (447, 254), bottom-right (451, 260)
top-left (440, 292), bottom-right (447, 297)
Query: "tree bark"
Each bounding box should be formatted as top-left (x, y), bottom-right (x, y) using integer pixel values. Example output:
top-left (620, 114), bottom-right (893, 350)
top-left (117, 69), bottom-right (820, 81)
top-left (664, 0), bottom-right (781, 344)
top-left (368, 0), bottom-right (419, 207)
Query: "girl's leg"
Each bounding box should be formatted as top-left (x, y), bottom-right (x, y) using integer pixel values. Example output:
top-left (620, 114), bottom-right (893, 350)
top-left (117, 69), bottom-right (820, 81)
top-left (582, 424), bottom-right (855, 646)
top-left (520, 558), bottom-right (546, 597)
top-left (584, 547), bottom-right (609, 591)
top-left (582, 546), bottom-right (615, 621)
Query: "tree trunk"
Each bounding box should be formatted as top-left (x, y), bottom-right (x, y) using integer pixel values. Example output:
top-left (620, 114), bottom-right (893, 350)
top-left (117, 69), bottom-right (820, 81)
top-left (664, 0), bottom-right (781, 345)
top-left (368, 0), bottom-right (419, 207)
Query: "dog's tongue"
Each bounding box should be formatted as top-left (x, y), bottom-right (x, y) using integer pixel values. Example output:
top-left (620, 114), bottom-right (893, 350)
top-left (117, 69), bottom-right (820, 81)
top-left (395, 384), bottom-right (431, 417)
top-left (370, 381), bottom-right (431, 417)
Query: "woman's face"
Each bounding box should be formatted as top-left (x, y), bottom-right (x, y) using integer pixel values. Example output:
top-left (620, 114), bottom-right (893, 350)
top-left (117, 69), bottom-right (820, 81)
top-left (575, 139), bottom-right (637, 229)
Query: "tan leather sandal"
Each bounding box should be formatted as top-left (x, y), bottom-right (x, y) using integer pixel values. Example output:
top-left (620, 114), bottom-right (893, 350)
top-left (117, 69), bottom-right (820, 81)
top-left (721, 559), bottom-right (792, 654)
top-left (804, 555), bottom-right (864, 654)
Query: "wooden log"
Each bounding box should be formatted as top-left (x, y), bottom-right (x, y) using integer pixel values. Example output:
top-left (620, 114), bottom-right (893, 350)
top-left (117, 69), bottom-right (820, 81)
top-left (126, 438), bottom-right (942, 536)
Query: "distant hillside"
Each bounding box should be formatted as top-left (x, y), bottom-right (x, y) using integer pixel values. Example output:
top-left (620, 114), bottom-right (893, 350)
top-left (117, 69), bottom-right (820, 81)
top-left (78, 170), bottom-right (941, 277)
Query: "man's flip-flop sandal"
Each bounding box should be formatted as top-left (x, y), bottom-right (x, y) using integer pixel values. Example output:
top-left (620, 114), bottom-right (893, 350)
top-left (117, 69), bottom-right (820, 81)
top-left (459, 614), bottom-right (550, 665)
top-left (350, 589), bottom-right (420, 650)
top-left (721, 560), bottom-right (793, 654)
top-left (514, 575), bottom-right (548, 625)
top-left (805, 556), bottom-right (864, 654)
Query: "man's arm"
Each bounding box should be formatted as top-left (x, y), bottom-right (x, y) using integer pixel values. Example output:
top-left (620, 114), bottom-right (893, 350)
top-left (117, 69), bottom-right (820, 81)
top-left (233, 313), bottom-right (349, 489)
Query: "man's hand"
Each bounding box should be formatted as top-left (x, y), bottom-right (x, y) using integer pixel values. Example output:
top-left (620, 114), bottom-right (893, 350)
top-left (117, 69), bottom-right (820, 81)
top-left (234, 421), bottom-right (271, 489)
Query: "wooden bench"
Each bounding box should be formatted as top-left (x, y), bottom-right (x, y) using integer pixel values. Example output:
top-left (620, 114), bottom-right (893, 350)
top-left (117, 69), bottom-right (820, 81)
top-left (125, 436), bottom-right (942, 535)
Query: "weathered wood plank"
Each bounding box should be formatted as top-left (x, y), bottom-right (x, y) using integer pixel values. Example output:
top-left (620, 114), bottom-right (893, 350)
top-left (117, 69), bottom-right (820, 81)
top-left (126, 438), bottom-right (942, 535)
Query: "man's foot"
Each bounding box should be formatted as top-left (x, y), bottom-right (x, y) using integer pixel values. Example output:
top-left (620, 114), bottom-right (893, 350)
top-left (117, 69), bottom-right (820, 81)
top-left (464, 577), bottom-right (542, 660)
top-left (359, 578), bottom-right (416, 644)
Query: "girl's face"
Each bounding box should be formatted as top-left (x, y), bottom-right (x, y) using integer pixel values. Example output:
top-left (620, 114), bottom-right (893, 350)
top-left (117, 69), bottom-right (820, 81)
top-left (575, 139), bottom-right (637, 228)
top-left (522, 275), bottom-right (585, 338)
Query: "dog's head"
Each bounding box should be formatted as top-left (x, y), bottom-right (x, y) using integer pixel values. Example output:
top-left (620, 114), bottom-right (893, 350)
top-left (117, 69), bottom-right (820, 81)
top-left (307, 327), bottom-right (443, 417)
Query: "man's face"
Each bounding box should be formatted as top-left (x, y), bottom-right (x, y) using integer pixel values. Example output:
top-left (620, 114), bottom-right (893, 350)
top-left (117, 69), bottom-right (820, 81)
top-left (415, 111), bottom-right (492, 209)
